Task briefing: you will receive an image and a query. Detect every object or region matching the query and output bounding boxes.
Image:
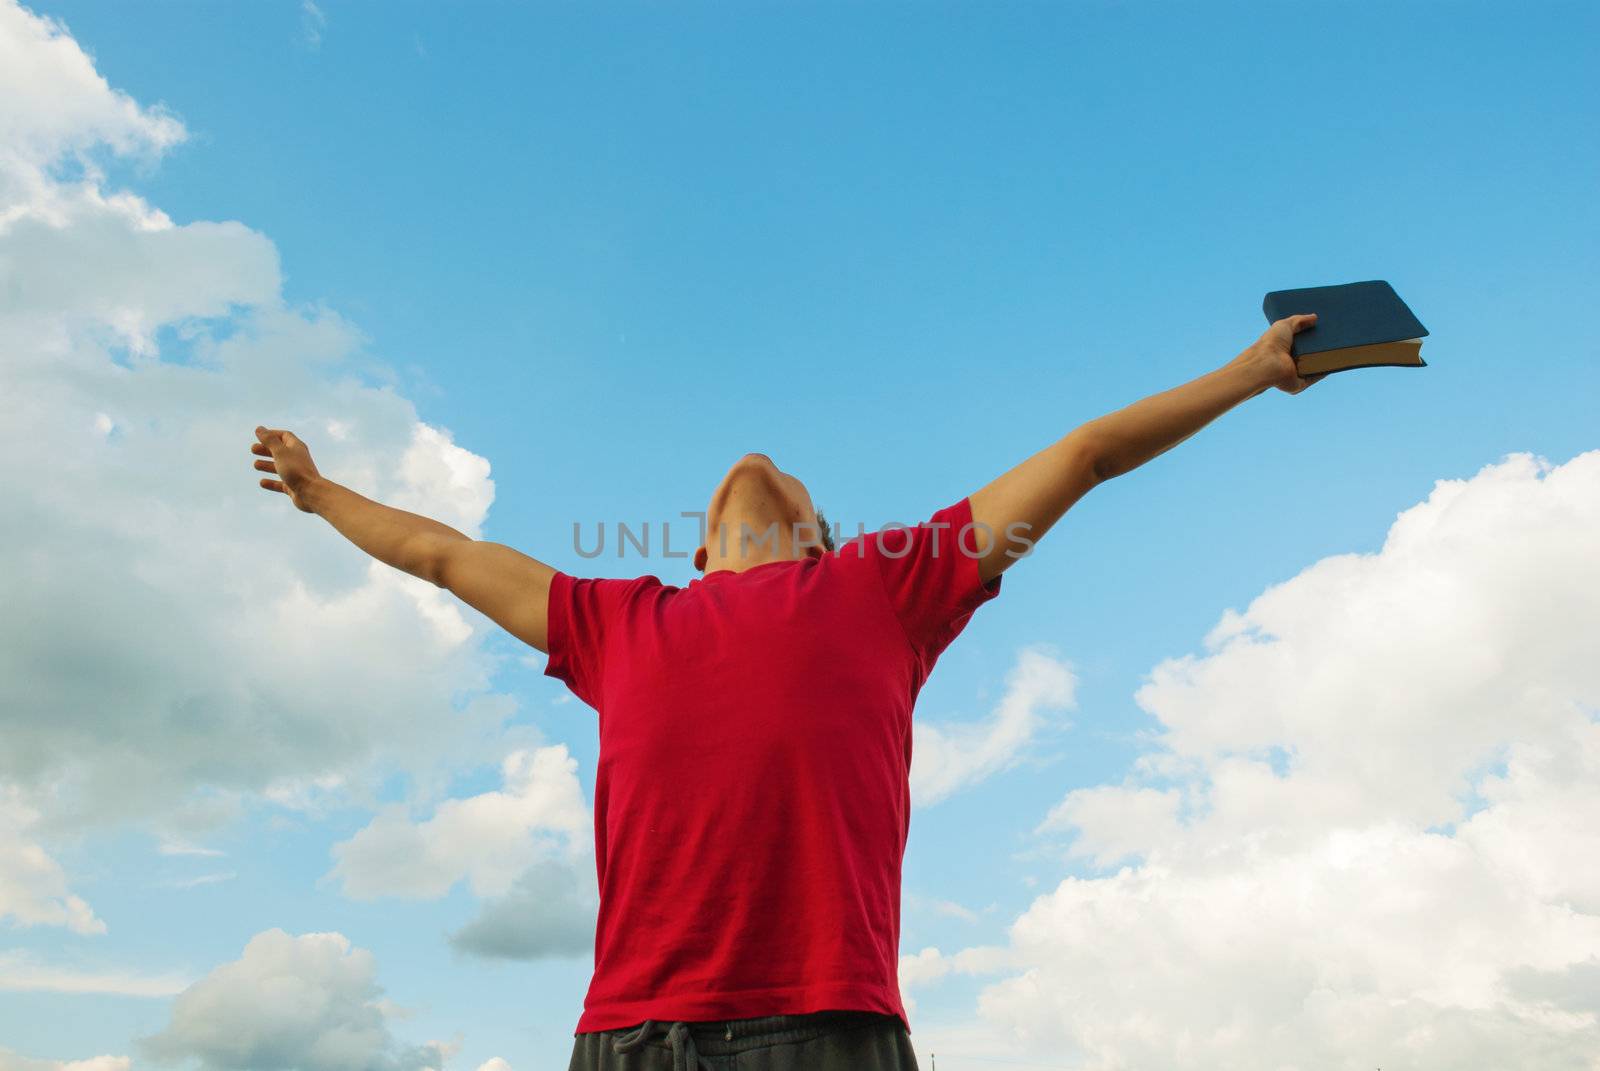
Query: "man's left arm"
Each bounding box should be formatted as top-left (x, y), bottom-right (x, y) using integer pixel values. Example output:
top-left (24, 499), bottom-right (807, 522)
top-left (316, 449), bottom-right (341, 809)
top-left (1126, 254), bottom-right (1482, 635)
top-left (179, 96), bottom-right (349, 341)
top-left (967, 314), bottom-right (1321, 584)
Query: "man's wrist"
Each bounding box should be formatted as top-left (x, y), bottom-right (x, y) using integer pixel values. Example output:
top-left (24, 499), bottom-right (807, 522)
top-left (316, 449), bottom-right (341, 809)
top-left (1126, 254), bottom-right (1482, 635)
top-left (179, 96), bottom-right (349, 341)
top-left (299, 475), bottom-right (336, 515)
top-left (1225, 346), bottom-right (1275, 399)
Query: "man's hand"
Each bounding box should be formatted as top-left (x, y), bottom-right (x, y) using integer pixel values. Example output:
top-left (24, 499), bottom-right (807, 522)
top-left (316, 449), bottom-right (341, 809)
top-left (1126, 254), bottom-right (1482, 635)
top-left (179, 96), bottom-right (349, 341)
top-left (252, 426), bottom-right (322, 512)
top-left (1237, 313), bottom-right (1325, 396)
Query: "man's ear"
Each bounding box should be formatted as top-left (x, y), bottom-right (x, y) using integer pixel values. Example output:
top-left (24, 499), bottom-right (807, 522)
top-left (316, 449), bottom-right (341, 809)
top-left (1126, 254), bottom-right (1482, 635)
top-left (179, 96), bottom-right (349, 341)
top-left (693, 544), bottom-right (708, 572)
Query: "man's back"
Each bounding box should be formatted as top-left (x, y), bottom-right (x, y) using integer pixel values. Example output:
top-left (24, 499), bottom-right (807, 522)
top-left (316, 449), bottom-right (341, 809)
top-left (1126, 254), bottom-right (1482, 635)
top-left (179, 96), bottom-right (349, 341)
top-left (546, 497), bottom-right (1002, 1035)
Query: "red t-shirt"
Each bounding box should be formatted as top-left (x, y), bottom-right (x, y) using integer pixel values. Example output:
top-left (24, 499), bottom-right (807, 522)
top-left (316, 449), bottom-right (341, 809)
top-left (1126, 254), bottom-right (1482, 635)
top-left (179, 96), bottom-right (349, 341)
top-left (544, 497), bottom-right (1002, 1035)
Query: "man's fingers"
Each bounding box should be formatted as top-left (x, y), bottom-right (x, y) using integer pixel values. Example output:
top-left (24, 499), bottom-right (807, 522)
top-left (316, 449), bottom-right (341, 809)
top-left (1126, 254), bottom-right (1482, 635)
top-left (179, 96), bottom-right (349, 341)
top-left (254, 459), bottom-right (277, 474)
top-left (259, 478), bottom-right (286, 493)
top-left (1288, 312), bottom-right (1318, 333)
top-left (254, 425), bottom-right (293, 446)
top-left (254, 427), bottom-right (311, 464)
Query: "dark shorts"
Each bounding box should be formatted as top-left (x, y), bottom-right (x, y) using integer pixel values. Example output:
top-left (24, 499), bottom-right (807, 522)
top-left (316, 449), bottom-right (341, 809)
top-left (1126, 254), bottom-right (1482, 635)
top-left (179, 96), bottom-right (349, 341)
top-left (567, 1009), bottom-right (919, 1070)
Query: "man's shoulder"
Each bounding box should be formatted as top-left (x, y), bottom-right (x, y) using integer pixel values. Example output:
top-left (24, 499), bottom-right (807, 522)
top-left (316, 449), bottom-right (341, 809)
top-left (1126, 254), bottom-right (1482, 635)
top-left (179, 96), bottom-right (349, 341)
top-left (552, 571), bottom-right (673, 610)
top-left (557, 570), bottom-right (669, 587)
top-left (832, 499), bottom-right (978, 557)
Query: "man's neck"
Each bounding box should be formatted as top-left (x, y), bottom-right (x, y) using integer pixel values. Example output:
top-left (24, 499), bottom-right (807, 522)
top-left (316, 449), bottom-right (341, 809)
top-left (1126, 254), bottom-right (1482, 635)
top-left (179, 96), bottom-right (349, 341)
top-left (701, 543), bottom-right (800, 575)
top-left (700, 516), bottom-right (818, 575)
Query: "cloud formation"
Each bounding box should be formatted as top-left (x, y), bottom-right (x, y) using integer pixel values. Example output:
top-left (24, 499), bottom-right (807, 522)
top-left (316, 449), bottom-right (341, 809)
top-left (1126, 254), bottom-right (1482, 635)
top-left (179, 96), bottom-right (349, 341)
top-left (329, 745), bottom-right (591, 901)
top-left (0, 0), bottom-right (528, 847)
top-left (0, 948), bottom-right (189, 997)
top-left (906, 450), bottom-right (1600, 1068)
top-left (0, 787), bottom-right (101, 934)
top-left (0, 1053), bottom-right (129, 1071)
top-left (328, 744), bottom-right (599, 962)
top-left (911, 647), bottom-right (1077, 806)
top-left (897, 944), bottom-right (1011, 1018)
top-left (137, 929), bottom-right (446, 1071)
top-left (0, 2), bottom-right (182, 182)
top-left (447, 858), bottom-right (598, 961)
top-left (299, 1), bottom-right (326, 50)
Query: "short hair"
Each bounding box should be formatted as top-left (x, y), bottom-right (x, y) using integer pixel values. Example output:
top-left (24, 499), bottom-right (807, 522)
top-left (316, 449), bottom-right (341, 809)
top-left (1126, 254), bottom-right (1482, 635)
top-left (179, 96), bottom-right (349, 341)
top-left (814, 508), bottom-right (836, 553)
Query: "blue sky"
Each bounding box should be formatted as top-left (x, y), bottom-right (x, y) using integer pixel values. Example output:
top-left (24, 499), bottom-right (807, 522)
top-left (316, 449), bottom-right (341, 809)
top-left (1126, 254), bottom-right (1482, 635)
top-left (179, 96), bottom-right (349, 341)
top-left (3, 2), bottom-right (1597, 1069)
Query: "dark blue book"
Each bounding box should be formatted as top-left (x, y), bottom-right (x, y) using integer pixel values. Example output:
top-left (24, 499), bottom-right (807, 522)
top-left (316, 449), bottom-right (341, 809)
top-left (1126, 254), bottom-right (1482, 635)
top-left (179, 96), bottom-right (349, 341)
top-left (1262, 280), bottom-right (1429, 376)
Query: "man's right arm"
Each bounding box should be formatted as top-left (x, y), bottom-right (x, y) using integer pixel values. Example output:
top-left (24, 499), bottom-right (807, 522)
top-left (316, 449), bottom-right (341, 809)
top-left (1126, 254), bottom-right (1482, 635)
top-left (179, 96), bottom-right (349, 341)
top-left (316, 480), bottom-right (556, 652)
top-left (431, 540), bottom-right (555, 653)
top-left (254, 426), bottom-right (556, 653)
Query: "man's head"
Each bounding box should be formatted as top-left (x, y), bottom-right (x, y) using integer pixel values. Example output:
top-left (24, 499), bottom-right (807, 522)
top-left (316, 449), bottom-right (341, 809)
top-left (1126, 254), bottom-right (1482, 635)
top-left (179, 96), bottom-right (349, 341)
top-left (695, 452), bottom-right (834, 573)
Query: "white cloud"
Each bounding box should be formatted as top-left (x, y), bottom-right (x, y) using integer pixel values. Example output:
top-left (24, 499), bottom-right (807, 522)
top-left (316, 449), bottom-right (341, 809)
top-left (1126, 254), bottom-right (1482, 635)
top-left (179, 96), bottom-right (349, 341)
top-left (0, 12), bottom-right (558, 1064)
top-left (0, 786), bottom-right (102, 934)
top-left (447, 857), bottom-right (597, 961)
top-left (0, 2), bottom-right (182, 179)
top-left (911, 646), bottom-right (1076, 806)
top-left (897, 944), bottom-right (1012, 1018)
top-left (0, 949), bottom-right (189, 997)
top-left (299, 1), bottom-right (326, 50)
top-left (1034, 783), bottom-right (1181, 868)
top-left (904, 890), bottom-right (992, 925)
top-left (155, 841), bottom-right (225, 858)
top-left (327, 744), bottom-right (599, 961)
top-left (900, 944), bottom-right (1013, 991)
top-left (329, 745), bottom-right (591, 901)
top-left (903, 450), bottom-right (1600, 1068)
top-left (162, 871), bottom-right (237, 890)
top-left (1, 196), bottom-right (279, 354)
top-left (137, 929), bottom-right (445, 1071)
top-left (928, 898), bottom-right (979, 922)
top-left (474, 1060), bottom-right (512, 1071)
top-left (0, 0), bottom-right (532, 843)
top-left (0, 1051), bottom-right (130, 1071)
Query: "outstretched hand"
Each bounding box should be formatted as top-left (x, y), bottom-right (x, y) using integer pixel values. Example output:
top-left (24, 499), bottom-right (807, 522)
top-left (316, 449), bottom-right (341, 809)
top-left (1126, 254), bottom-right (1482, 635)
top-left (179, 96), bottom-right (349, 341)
top-left (1243, 313), bottom-right (1325, 396)
top-left (252, 426), bottom-right (321, 513)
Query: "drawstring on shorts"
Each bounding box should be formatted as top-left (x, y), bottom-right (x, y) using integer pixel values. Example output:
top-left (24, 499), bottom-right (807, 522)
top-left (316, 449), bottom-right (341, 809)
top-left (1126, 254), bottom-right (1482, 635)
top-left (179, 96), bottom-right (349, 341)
top-left (610, 1019), bottom-right (728, 1070)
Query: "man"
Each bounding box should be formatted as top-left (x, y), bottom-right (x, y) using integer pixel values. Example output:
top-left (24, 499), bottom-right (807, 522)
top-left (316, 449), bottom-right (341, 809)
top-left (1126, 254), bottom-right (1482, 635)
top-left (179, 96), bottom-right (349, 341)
top-left (253, 313), bottom-right (1321, 1070)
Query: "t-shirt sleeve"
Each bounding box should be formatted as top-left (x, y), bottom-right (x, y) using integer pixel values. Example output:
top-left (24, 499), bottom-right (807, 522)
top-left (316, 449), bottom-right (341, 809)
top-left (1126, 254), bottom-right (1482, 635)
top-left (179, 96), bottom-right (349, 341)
top-left (856, 496), bottom-right (1002, 672)
top-left (543, 571), bottom-right (652, 710)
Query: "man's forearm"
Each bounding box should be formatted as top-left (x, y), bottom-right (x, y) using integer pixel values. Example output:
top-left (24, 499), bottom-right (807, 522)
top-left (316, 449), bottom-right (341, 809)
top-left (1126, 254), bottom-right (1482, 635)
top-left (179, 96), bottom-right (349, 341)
top-left (302, 477), bottom-right (469, 583)
top-left (1079, 354), bottom-right (1268, 482)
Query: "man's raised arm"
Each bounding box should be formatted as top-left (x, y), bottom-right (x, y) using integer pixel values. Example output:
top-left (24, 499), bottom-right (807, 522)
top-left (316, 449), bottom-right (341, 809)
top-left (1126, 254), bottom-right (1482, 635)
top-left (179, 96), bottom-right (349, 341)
top-left (251, 426), bottom-right (556, 653)
top-left (967, 314), bottom-right (1321, 584)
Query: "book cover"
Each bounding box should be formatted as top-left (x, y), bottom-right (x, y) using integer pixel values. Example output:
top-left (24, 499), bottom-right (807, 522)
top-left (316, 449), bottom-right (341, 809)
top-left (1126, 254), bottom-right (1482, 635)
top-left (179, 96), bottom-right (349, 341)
top-left (1262, 280), bottom-right (1429, 374)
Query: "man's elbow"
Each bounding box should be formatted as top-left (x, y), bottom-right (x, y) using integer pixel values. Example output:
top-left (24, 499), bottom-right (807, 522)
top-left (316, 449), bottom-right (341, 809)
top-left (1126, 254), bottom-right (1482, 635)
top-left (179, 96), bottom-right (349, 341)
top-left (1068, 428), bottom-right (1117, 485)
top-left (412, 537), bottom-right (463, 589)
